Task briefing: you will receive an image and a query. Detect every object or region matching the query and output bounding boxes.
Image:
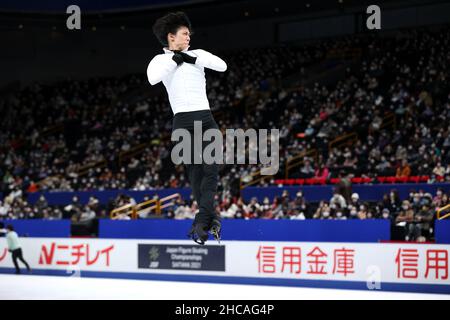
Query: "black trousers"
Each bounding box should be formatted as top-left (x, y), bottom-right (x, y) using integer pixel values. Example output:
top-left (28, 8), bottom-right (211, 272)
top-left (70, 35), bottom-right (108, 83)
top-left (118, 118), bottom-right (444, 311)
top-left (172, 110), bottom-right (220, 227)
top-left (11, 248), bottom-right (30, 274)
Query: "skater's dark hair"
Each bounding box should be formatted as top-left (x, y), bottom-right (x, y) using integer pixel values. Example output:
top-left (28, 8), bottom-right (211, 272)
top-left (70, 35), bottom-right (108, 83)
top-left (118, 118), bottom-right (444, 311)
top-left (6, 225), bottom-right (14, 231)
top-left (152, 11), bottom-right (193, 46)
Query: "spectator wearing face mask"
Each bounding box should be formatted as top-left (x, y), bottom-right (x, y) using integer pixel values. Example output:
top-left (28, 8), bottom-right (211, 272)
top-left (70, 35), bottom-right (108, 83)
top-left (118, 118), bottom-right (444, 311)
top-left (349, 193), bottom-right (360, 208)
top-left (260, 197), bottom-right (273, 219)
top-left (396, 159), bottom-right (411, 177)
top-left (314, 163), bottom-right (330, 180)
top-left (433, 188), bottom-right (444, 205)
top-left (411, 193), bottom-right (422, 211)
top-left (299, 159), bottom-right (315, 178)
top-left (63, 195), bottom-right (82, 220)
top-left (432, 162), bottom-right (445, 177)
top-left (335, 210), bottom-right (347, 220)
top-left (417, 193), bottom-right (432, 211)
top-left (409, 203), bottom-right (435, 241)
top-left (357, 205), bottom-right (369, 220)
top-left (381, 208), bottom-right (391, 220)
top-left (330, 188), bottom-right (347, 210)
top-left (35, 194), bottom-right (48, 212)
top-left (290, 191), bottom-right (310, 219)
top-left (313, 201), bottom-right (331, 219)
top-left (261, 197), bottom-right (271, 212)
top-left (386, 190), bottom-right (401, 214)
top-left (444, 192), bottom-right (449, 204)
top-left (247, 197), bottom-right (262, 219)
top-left (348, 206), bottom-right (359, 219)
top-left (395, 200), bottom-right (415, 240)
top-left (219, 198), bottom-right (234, 219)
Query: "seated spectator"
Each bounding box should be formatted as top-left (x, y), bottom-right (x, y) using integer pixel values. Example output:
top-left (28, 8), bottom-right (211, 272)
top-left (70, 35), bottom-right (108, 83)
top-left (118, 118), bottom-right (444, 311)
top-left (289, 191), bottom-right (310, 218)
top-left (330, 188), bottom-right (347, 209)
top-left (381, 208), bottom-right (391, 220)
top-left (335, 209), bottom-right (347, 220)
top-left (246, 197), bottom-right (262, 218)
top-left (348, 206), bottom-right (359, 219)
top-left (357, 204), bottom-right (368, 220)
top-left (432, 162), bottom-right (445, 177)
top-left (314, 164), bottom-right (329, 180)
top-left (409, 203), bottom-right (434, 241)
top-left (395, 200), bottom-right (415, 240)
top-left (78, 206), bottom-right (96, 223)
top-left (349, 193), bottom-right (360, 209)
top-left (299, 159), bottom-right (315, 178)
top-left (313, 201), bottom-right (331, 219)
top-left (396, 159), bottom-right (411, 178)
top-left (386, 190), bottom-right (401, 214)
top-left (433, 188), bottom-right (444, 206)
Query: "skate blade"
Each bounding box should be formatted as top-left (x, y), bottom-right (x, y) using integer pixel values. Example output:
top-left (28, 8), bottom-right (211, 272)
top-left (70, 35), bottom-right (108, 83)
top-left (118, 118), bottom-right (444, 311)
top-left (193, 238), bottom-right (206, 245)
top-left (210, 227), bottom-right (221, 244)
top-left (188, 230), bottom-right (207, 245)
top-left (189, 234), bottom-right (206, 245)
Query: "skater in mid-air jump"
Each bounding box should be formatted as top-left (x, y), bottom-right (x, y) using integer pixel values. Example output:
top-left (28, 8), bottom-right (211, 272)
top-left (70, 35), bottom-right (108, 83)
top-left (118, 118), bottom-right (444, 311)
top-left (147, 11), bottom-right (227, 244)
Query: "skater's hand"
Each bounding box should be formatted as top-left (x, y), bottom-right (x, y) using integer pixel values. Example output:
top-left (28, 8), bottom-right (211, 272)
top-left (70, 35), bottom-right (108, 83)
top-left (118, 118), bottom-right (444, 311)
top-left (171, 51), bottom-right (184, 66)
top-left (179, 51), bottom-right (197, 64)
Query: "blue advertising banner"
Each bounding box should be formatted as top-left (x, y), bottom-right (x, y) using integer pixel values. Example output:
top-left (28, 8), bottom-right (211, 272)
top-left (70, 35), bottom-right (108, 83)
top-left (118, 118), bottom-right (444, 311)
top-left (99, 219), bottom-right (390, 243)
top-left (0, 220), bottom-right (70, 238)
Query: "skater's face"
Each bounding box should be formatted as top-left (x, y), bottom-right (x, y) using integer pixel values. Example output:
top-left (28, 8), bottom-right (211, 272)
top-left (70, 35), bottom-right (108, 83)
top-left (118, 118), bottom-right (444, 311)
top-left (168, 26), bottom-right (191, 51)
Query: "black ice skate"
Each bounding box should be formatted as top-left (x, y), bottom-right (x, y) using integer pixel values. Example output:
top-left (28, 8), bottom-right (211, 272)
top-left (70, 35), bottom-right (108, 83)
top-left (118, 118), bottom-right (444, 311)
top-left (209, 218), bottom-right (221, 244)
top-left (188, 222), bottom-right (209, 245)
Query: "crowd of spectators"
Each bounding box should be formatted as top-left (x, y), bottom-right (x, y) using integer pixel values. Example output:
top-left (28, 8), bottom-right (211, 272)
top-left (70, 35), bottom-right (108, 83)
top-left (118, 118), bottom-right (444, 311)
top-left (1, 27), bottom-right (450, 195)
top-left (1, 186), bottom-right (448, 241)
top-left (1, 25), bottom-right (450, 241)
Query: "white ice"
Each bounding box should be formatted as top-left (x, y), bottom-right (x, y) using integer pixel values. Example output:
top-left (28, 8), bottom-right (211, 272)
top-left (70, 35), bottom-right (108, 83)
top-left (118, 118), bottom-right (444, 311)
top-left (0, 274), bottom-right (448, 300)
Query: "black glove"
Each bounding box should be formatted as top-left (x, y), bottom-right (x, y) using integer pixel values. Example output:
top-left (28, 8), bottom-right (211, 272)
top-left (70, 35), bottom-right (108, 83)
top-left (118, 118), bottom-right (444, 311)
top-left (172, 51), bottom-right (183, 66)
top-left (179, 51), bottom-right (197, 64)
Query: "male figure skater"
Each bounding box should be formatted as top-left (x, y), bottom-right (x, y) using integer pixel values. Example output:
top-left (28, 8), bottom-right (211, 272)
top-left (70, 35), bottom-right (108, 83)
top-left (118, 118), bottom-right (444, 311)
top-left (1, 225), bottom-right (31, 274)
top-left (147, 12), bottom-right (227, 244)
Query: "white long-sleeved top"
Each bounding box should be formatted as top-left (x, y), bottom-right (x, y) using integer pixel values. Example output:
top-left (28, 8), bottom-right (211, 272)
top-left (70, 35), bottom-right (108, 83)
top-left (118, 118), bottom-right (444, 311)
top-left (146, 47), bottom-right (227, 115)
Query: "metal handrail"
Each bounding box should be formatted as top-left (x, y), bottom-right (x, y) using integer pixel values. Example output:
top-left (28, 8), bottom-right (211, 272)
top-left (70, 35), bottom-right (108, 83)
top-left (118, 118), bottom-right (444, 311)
top-left (110, 203), bottom-right (137, 220)
top-left (328, 132), bottom-right (357, 151)
top-left (437, 204), bottom-right (450, 220)
top-left (110, 193), bottom-right (182, 219)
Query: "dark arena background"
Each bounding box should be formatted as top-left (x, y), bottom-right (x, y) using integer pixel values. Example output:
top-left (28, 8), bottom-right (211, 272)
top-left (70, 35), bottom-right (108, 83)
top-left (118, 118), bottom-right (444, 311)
top-left (1, 0), bottom-right (450, 304)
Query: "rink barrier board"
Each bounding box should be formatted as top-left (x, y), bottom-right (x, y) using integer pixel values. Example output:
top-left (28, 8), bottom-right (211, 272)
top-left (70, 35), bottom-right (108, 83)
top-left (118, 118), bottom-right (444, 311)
top-left (2, 219), bottom-right (449, 244)
top-left (0, 219), bottom-right (70, 237)
top-left (98, 219), bottom-right (391, 242)
top-left (0, 238), bottom-right (449, 294)
top-left (436, 220), bottom-right (450, 244)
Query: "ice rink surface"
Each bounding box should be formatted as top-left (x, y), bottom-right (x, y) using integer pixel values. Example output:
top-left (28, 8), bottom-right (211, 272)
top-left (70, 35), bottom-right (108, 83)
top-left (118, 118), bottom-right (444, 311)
top-left (0, 274), bottom-right (448, 300)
